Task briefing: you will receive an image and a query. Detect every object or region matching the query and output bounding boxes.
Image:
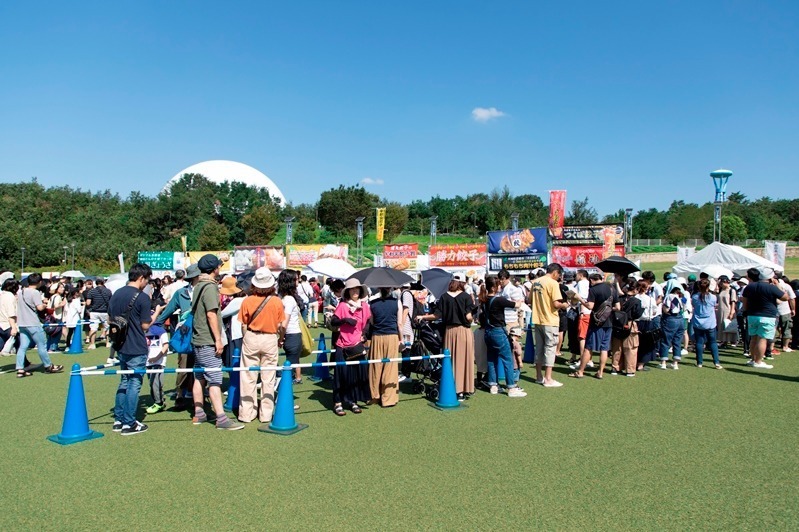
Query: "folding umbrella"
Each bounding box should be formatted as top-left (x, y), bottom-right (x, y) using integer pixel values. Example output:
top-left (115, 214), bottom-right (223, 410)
top-left (594, 256), bottom-right (640, 276)
top-left (61, 270), bottom-right (85, 278)
top-left (348, 267), bottom-right (414, 288)
top-left (420, 268), bottom-right (454, 299)
top-left (307, 258), bottom-right (356, 279)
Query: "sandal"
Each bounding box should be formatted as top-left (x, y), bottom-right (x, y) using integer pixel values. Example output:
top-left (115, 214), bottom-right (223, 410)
top-left (16, 370), bottom-right (32, 378)
top-left (350, 404), bottom-right (362, 414)
top-left (567, 372), bottom-right (584, 379)
top-left (334, 405), bottom-right (346, 417)
top-left (594, 373), bottom-right (603, 380)
top-left (44, 365), bottom-right (64, 374)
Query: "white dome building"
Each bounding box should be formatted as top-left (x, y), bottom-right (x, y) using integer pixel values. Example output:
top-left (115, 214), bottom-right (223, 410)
top-left (163, 160), bottom-right (286, 205)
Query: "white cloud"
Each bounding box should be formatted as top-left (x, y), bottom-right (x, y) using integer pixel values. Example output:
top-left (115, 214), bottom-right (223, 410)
top-left (471, 107), bottom-right (506, 123)
top-left (360, 177), bottom-right (384, 186)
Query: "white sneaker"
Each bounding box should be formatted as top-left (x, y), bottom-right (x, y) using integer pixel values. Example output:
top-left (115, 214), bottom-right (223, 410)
top-left (696, 364), bottom-right (703, 368)
top-left (489, 385), bottom-right (499, 395)
top-left (534, 379), bottom-right (544, 385)
top-left (745, 360), bottom-right (755, 366)
top-left (398, 375), bottom-right (407, 383)
top-left (784, 347), bottom-right (793, 353)
top-left (752, 362), bottom-right (773, 369)
top-left (543, 380), bottom-right (563, 388)
top-left (715, 364), bottom-right (723, 370)
top-left (507, 387), bottom-right (527, 398)
top-left (659, 363), bottom-right (668, 370)
top-left (586, 361), bottom-right (595, 368)
top-left (106, 358), bottom-right (116, 365)
top-left (680, 348), bottom-right (689, 356)
top-left (568, 362), bottom-right (579, 370)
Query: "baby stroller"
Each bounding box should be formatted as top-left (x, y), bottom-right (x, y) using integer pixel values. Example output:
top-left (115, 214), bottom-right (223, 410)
top-left (409, 320), bottom-right (443, 401)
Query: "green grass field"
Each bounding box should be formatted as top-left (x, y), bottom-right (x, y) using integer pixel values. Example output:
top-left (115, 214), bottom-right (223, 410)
top-left (1, 327), bottom-right (798, 530)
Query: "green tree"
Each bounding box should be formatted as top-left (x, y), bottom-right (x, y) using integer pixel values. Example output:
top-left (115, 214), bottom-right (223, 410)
top-left (565, 197), bottom-right (599, 225)
top-left (317, 185), bottom-right (379, 237)
top-left (702, 215), bottom-right (748, 244)
top-left (197, 220), bottom-right (230, 250)
top-left (382, 202), bottom-right (409, 242)
top-left (240, 204), bottom-right (280, 245)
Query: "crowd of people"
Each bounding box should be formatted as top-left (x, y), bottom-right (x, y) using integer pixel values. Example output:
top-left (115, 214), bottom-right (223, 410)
top-left (2, 256), bottom-right (795, 437)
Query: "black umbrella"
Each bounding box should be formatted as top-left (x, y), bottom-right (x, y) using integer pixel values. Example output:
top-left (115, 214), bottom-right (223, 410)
top-left (348, 267), bottom-right (415, 289)
top-left (235, 269), bottom-right (257, 291)
top-left (595, 255), bottom-right (640, 276)
top-left (420, 268), bottom-right (454, 300)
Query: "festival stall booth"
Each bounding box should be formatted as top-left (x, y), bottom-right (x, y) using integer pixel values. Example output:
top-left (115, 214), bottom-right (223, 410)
top-left (550, 224), bottom-right (626, 273)
top-left (137, 251), bottom-right (189, 278)
top-left (671, 242), bottom-right (783, 277)
top-left (486, 228), bottom-right (548, 274)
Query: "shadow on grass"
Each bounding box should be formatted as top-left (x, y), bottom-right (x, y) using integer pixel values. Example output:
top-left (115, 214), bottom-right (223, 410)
top-left (723, 366), bottom-right (799, 383)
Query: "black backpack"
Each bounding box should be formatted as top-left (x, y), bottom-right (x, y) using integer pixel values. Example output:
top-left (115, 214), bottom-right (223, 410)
top-left (108, 292), bottom-right (140, 352)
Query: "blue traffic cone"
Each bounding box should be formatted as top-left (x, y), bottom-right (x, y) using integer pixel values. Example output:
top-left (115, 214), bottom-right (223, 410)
top-left (224, 346), bottom-right (241, 412)
top-left (258, 361), bottom-right (308, 435)
top-left (47, 364), bottom-right (104, 445)
top-left (523, 325), bottom-right (535, 364)
top-left (310, 333), bottom-right (330, 381)
top-left (65, 325), bottom-right (83, 355)
top-left (435, 349), bottom-right (462, 410)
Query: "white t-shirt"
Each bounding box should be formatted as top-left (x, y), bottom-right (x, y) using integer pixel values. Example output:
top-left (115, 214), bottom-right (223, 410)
top-left (636, 293), bottom-right (656, 320)
top-left (576, 279), bottom-right (591, 315)
top-left (298, 282), bottom-right (313, 304)
top-left (0, 291), bottom-right (16, 330)
top-left (66, 299), bottom-right (84, 328)
top-left (502, 283), bottom-right (524, 324)
top-left (146, 332), bottom-right (169, 367)
top-left (282, 295), bottom-right (301, 334)
top-left (646, 283), bottom-right (664, 318)
top-left (220, 297), bottom-right (244, 341)
top-left (777, 280), bottom-right (795, 316)
top-left (163, 279), bottom-right (187, 303)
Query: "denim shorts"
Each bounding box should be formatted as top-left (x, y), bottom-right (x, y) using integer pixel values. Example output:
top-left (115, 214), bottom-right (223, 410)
top-left (585, 326), bottom-right (612, 352)
top-left (748, 316), bottom-right (776, 341)
top-left (194, 344), bottom-right (223, 386)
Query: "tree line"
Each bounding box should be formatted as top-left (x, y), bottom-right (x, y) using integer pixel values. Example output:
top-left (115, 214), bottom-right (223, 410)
top-left (2, 176), bottom-right (797, 272)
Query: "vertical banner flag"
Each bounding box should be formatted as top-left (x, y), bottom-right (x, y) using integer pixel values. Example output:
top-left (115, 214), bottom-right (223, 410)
top-left (676, 247), bottom-right (696, 264)
top-left (602, 226), bottom-right (617, 259)
top-left (765, 241), bottom-right (786, 268)
top-left (376, 208), bottom-right (386, 242)
top-left (549, 190), bottom-right (567, 237)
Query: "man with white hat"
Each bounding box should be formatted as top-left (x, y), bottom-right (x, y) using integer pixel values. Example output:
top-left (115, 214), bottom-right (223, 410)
top-left (741, 267), bottom-right (788, 369)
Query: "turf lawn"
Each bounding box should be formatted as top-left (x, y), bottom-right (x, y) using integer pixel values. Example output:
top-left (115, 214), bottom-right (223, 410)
top-left (1, 326), bottom-right (798, 531)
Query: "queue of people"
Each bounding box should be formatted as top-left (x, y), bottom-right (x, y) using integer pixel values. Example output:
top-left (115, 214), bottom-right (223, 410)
top-left (3, 257), bottom-right (795, 436)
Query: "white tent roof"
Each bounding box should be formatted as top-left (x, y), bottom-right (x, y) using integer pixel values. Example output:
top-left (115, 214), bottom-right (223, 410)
top-left (672, 242), bottom-right (783, 277)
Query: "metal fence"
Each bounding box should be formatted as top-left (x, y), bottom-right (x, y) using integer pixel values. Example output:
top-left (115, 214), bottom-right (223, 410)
top-left (631, 239), bottom-right (798, 248)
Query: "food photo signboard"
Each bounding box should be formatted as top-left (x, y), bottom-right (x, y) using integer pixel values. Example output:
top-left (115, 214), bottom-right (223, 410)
top-left (382, 244), bottom-right (418, 270)
top-left (429, 244), bottom-right (487, 268)
top-left (487, 228), bottom-right (548, 254)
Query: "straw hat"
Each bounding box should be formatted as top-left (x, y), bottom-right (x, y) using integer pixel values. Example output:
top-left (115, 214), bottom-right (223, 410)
top-left (219, 275), bottom-right (242, 295)
top-left (343, 278), bottom-right (367, 300)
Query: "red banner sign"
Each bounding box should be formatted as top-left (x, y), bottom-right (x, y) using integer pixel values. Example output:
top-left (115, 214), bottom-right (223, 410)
top-left (551, 245), bottom-right (625, 269)
top-left (429, 244), bottom-right (487, 268)
top-left (383, 244), bottom-right (418, 270)
top-left (549, 190), bottom-right (567, 238)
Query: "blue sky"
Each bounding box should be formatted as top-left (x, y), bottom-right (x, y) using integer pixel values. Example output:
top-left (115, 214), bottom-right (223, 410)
top-left (1, 1), bottom-right (797, 215)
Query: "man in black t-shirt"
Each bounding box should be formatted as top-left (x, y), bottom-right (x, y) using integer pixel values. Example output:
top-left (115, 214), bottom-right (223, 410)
top-left (572, 274), bottom-right (619, 379)
top-left (108, 263), bottom-right (152, 436)
top-left (742, 267), bottom-right (787, 369)
top-left (85, 278), bottom-right (112, 350)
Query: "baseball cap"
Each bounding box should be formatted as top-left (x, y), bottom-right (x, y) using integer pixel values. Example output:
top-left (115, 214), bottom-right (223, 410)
top-left (687, 274), bottom-right (697, 282)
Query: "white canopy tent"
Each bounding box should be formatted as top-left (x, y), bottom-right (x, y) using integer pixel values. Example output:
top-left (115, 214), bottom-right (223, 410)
top-left (672, 242), bottom-right (783, 277)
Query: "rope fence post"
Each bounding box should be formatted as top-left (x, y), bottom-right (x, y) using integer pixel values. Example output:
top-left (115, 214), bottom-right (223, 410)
top-left (223, 346), bottom-right (241, 413)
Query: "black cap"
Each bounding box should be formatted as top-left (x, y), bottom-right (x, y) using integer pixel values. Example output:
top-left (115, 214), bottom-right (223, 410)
top-left (197, 254), bottom-right (222, 274)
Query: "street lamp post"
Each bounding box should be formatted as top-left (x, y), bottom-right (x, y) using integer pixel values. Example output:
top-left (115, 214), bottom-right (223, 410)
top-left (710, 169), bottom-right (732, 243)
top-left (511, 213), bottom-right (519, 231)
top-left (284, 216), bottom-right (295, 245)
top-left (71, 243), bottom-right (76, 270)
top-left (625, 208), bottom-right (633, 253)
top-left (21, 247), bottom-right (25, 277)
top-left (471, 212), bottom-right (477, 238)
top-left (63, 245), bottom-right (68, 266)
top-left (430, 216), bottom-right (438, 247)
top-left (355, 217), bottom-right (365, 267)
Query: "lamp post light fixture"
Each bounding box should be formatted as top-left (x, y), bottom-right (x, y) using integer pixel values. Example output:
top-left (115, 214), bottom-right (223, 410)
top-left (625, 208), bottom-right (633, 253)
top-left (511, 213), bottom-right (519, 231)
top-left (284, 216), bottom-right (295, 245)
top-left (710, 168), bottom-right (732, 242)
top-left (21, 247), bottom-right (25, 277)
top-left (430, 216), bottom-right (438, 247)
top-left (71, 243), bottom-right (76, 270)
top-left (63, 245), bottom-right (69, 265)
